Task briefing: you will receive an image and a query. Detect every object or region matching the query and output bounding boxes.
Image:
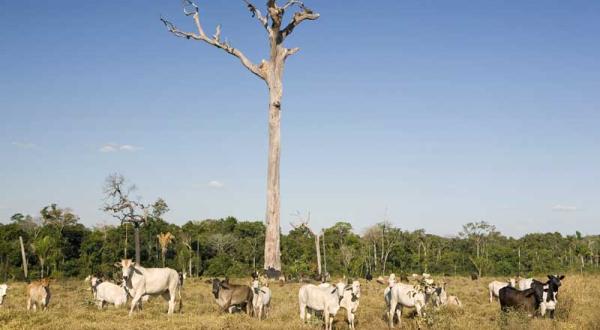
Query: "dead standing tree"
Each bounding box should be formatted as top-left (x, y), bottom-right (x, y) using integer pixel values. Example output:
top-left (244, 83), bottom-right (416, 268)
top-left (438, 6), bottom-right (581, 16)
top-left (290, 211), bottom-right (322, 278)
top-left (102, 174), bottom-right (149, 265)
top-left (161, 0), bottom-right (320, 277)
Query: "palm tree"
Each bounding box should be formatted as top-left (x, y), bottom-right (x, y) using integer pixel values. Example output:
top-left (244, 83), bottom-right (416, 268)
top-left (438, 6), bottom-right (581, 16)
top-left (157, 232), bottom-right (175, 267)
top-left (31, 236), bottom-right (55, 278)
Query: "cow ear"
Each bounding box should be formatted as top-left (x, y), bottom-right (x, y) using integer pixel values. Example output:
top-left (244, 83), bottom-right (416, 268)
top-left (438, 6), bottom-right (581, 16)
top-left (131, 262), bottom-right (136, 267)
top-left (547, 275), bottom-right (553, 280)
top-left (559, 275), bottom-right (565, 280)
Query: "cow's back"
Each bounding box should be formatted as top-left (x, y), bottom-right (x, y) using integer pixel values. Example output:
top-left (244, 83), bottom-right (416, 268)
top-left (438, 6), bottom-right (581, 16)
top-left (137, 267), bottom-right (179, 294)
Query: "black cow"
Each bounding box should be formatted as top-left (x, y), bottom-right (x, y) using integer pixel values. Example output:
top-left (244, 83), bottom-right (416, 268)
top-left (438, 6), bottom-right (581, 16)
top-left (531, 275), bottom-right (565, 318)
top-left (365, 272), bottom-right (373, 281)
top-left (499, 284), bottom-right (544, 316)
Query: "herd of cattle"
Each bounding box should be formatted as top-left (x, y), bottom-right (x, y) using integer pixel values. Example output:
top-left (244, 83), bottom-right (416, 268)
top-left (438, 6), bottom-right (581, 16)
top-left (0, 259), bottom-right (566, 329)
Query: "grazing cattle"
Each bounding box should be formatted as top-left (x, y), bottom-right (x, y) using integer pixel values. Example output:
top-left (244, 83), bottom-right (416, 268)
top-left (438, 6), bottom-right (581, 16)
top-left (488, 278), bottom-right (516, 303)
top-left (431, 283), bottom-right (463, 308)
top-left (0, 284), bottom-right (8, 305)
top-left (212, 278), bottom-right (253, 314)
top-left (365, 272), bottom-right (373, 281)
top-left (85, 275), bottom-right (128, 309)
top-left (251, 278), bottom-right (271, 320)
top-left (532, 275), bottom-right (565, 318)
top-left (298, 282), bottom-right (345, 330)
top-left (339, 280), bottom-right (361, 330)
top-left (117, 259), bottom-right (182, 316)
top-left (385, 282), bottom-right (434, 328)
top-left (27, 278), bottom-right (51, 311)
top-left (499, 285), bottom-right (544, 317)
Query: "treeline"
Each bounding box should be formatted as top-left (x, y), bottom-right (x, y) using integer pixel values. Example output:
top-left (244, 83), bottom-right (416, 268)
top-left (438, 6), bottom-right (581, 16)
top-left (0, 204), bottom-right (598, 281)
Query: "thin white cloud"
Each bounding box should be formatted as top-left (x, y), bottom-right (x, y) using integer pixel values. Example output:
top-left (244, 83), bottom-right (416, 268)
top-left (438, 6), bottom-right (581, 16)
top-left (11, 141), bottom-right (36, 149)
top-left (552, 204), bottom-right (579, 212)
top-left (207, 180), bottom-right (224, 189)
top-left (99, 143), bottom-right (142, 153)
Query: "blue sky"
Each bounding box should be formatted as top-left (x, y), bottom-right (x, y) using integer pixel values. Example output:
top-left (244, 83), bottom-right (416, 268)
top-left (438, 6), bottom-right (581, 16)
top-left (1, 0), bottom-right (599, 237)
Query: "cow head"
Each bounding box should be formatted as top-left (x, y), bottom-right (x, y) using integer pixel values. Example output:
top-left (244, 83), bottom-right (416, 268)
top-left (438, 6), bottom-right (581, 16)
top-left (252, 279), bottom-right (260, 295)
top-left (212, 278), bottom-right (230, 299)
top-left (116, 259), bottom-right (136, 282)
top-left (40, 278), bottom-right (51, 288)
top-left (346, 280), bottom-right (361, 302)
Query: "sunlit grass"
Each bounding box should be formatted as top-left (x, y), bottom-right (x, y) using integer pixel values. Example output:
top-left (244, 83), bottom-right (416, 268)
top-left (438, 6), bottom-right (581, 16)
top-left (0, 274), bottom-right (597, 329)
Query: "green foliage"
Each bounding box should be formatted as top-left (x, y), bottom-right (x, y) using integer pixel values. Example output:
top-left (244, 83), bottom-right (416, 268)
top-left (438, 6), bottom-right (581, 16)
top-left (1, 204), bottom-right (599, 279)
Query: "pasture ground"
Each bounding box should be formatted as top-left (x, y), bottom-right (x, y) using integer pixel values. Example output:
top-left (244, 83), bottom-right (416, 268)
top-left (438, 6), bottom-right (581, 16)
top-left (0, 274), bottom-right (598, 329)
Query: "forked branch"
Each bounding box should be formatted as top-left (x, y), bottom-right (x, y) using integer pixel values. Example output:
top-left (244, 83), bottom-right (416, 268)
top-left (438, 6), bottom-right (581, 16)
top-left (161, 1), bottom-right (266, 80)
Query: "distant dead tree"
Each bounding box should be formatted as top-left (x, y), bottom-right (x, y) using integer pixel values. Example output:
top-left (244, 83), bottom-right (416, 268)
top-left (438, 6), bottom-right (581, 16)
top-left (291, 211), bottom-right (322, 277)
top-left (102, 174), bottom-right (169, 264)
top-left (161, 0), bottom-right (320, 277)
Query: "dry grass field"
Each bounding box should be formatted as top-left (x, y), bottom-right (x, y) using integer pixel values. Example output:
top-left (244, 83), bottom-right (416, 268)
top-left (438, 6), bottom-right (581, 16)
top-left (0, 274), bottom-right (598, 330)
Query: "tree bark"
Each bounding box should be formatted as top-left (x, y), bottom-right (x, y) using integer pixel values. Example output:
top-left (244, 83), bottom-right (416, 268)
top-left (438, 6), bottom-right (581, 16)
top-left (263, 46), bottom-right (285, 277)
top-left (134, 224), bottom-right (141, 265)
top-left (315, 234), bottom-right (322, 276)
top-left (19, 236), bottom-right (28, 279)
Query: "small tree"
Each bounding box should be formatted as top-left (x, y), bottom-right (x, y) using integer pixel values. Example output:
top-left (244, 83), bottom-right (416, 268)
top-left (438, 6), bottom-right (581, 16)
top-left (31, 236), bottom-right (56, 278)
top-left (157, 232), bottom-right (175, 267)
top-left (460, 221), bottom-right (497, 277)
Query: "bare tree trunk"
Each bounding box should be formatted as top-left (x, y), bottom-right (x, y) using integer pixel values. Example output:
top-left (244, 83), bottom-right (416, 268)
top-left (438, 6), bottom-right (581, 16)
top-left (322, 230), bottom-right (327, 275)
top-left (134, 224), bottom-right (141, 265)
top-left (124, 223), bottom-right (128, 259)
top-left (19, 236), bottom-right (28, 279)
top-left (315, 234), bottom-right (322, 276)
top-left (197, 235), bottom-right (201, 277)
top-left (188, 258), bottom-right (192, 277)
top-left (161, 1), bottom-right (320, 278)
top-left (264, 51), bottom-right (284, 277)
top-left (40, 259), bottom-right (44, 279)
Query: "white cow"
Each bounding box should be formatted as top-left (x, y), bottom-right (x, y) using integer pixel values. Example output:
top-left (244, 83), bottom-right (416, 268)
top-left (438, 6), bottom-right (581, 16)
top-left (85, 275), bottom-right (128, 309)
top-left (386, 282), bottom-right (434, 328)
top-left (0, 284), bottom-right (7, 305)
top-left (298, 282), bottom-right (345, 330)
top-left (488, 278), bottom-right (516, 303)
top-left (117, 259), bottom-right (182, 316)
top-left (339, 280), bottom-right (361, 330)
top-left (518, 278), bottom-right (534, 290)
top-left (431, 283), bottom-right (463, 308)
top-left (251, 279), bottom-right (271, 320)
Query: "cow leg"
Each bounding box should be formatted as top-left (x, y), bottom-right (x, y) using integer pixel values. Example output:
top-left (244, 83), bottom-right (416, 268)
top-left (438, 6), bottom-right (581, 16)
top-left (27, 298), bottom-right (31, 311)
top-left (489, 290), bottom-right (493, 303)
top-left (540, 303), bottom-right (547, 317)
top-left (324, 310), bottom-right (330, 330)
top-left (348, 310), bottom-right (355, 329)
top-left (389, 298), bottom-right (398, 328)
top-left (395, 306), bottom-right (402, 328)
top-left (129, 292), bottom-right (144, 316)
top-left (299, 302), bottom-right (306, 322)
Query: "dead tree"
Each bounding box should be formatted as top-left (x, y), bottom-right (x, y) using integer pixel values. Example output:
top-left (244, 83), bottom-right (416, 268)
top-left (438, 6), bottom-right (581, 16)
top-left (291, 211), bottom-right (321, 278)
top-left (161, 0), bottom-right (320, 277)
top-left (102, 174), bottom-right (149, 264)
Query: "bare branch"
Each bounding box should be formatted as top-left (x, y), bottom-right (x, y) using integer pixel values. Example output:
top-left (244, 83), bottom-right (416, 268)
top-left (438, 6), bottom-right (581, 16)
top-left (281, 6), bottom-right (320, 40)
top-left (242, 0), bottom-right (269, 31)
top-left (161, 11), bottom-right (266, 80)
top-left (282, 0), bottom-right (305, 11)
top-left (285, 47), bottom-right (300, 60)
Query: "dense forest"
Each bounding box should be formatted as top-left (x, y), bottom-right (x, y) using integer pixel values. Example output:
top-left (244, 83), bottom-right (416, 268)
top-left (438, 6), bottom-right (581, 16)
top-left (0, 201), bottom-right (598, 282)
